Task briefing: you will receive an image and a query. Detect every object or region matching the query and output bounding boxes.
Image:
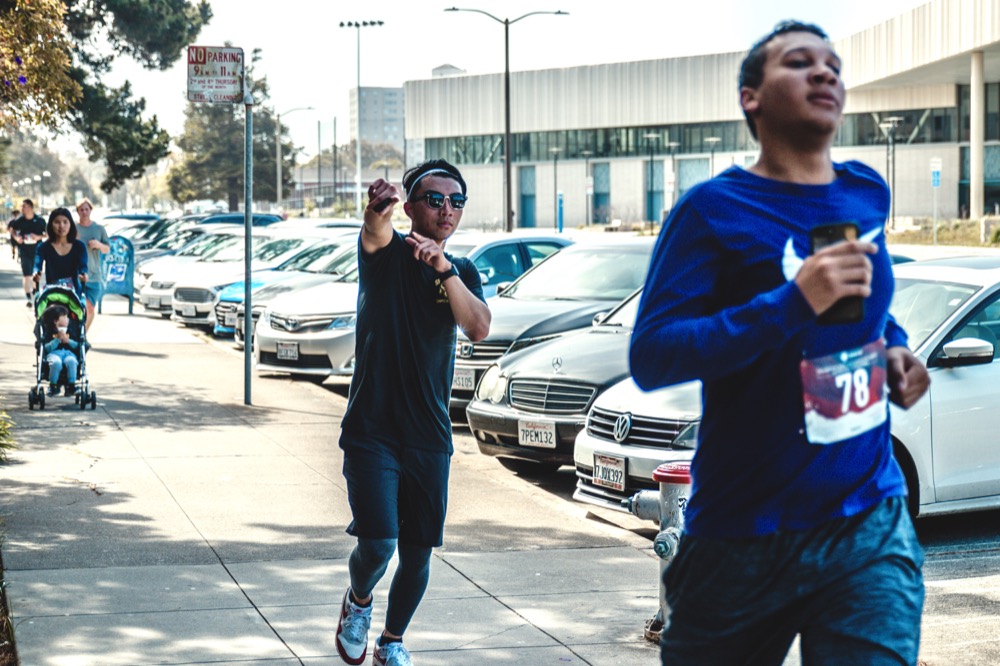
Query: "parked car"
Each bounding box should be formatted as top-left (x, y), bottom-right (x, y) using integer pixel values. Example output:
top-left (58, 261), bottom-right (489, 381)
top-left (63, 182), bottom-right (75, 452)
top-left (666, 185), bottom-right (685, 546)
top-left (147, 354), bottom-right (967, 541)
top-left (884, 256), bottom-right (1000, 517)
top-left (170, 234), bottom-right (330, 329)
top-left (451, 238), bottom-right (654, 415)
top-left (229, 242), bottom-right (360, 348)
top-left (254, 269), bottom-right (361, 379)
top-left (466, 289), bottom-right (642, 475)
top-left (253, 232), bottom-right (571, 379)
top-left (573, 377), bottom-right (701, 513)
top-left (577, 255), bottom-right (1000, 521)
top-left (136, 229), bottom-right (244, 316)
top-left (134, 226), bottom-right (212, 265)
top-left (213, 231), bottom-right (359, 336)
top-left (100, 213), bottom-right (160, 235)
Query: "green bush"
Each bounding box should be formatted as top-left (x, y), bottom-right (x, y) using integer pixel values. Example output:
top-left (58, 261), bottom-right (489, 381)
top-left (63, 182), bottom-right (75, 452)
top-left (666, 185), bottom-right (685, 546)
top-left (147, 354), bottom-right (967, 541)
top-left (992, 226), bottom-right (1000, 245)
top-left (0, 402), bottom-right (13, 463)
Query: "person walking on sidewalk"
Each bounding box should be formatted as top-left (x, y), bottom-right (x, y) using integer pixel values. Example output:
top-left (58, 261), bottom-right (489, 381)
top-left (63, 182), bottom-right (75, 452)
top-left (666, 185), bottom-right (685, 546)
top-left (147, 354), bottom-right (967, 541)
top-left (32, 207), bottom-right (88, 296)
top-left (73, 198), bottom-right (109, 334)
top-left (631, 21), bottom-right (930, 666)
top-left (9, 199), bottom-right (46, 307)
top-left (335, 159), bottom-right (490, 666)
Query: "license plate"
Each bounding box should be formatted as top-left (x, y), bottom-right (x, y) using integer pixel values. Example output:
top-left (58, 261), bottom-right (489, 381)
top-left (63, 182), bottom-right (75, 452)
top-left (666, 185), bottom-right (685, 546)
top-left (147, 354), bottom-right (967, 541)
top-left (181, 305), bottom-right (196, 318)
top-left (276, 341), bottom-right (299, 361)
top-left (452, 366), bottom-right (476, 391)
top-left (593, 454), bottom-right (626, 492)
top-left (148, 297), bottom-right (160, 309)
top-left (224, 312), bottom-right (236, 326)
top-left (518, 420), bottom-right (556, 449)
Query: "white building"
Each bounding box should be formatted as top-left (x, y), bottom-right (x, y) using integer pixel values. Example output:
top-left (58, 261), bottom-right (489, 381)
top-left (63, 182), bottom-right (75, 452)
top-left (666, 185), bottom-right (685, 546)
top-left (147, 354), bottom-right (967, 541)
top-left (349, 86), bottom-right (406, 154)
top-left (404, 0), bottom-right (1000, 229)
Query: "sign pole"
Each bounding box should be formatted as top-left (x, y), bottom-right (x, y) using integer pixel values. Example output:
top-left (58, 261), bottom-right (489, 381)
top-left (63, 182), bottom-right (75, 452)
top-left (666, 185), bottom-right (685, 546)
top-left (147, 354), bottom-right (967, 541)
top-left (244, 88), bottom-right (254, 406)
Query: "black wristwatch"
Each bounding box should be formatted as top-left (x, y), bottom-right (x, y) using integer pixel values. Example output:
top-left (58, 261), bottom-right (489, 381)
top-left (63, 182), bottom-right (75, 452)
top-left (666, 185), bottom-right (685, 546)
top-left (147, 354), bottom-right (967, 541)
top-left (435, 264), bottom-right (459, 283)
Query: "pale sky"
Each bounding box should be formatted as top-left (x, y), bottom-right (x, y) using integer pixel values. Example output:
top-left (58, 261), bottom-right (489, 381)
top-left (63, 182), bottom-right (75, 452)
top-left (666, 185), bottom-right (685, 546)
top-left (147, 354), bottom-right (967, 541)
top-left (82, 0), bottom-right (929, 160)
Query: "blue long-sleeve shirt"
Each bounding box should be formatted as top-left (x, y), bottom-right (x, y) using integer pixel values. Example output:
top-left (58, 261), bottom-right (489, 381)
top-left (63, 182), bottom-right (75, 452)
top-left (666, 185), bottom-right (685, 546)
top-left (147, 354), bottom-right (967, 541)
top-left (631, 162), bottom-right (908, 538)
top-left (43, 337), bottom-right (79, 355)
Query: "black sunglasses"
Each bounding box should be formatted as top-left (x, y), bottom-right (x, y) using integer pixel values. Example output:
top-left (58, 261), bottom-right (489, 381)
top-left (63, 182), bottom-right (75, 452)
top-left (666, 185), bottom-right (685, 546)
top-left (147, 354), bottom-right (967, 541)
top-left (412, 191), bottom-right (467, 209)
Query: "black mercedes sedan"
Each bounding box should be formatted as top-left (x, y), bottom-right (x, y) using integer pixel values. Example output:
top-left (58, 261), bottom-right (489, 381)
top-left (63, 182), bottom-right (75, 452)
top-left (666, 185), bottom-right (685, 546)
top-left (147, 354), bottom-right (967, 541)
top-left (466, 288), bottom-right (642, 475)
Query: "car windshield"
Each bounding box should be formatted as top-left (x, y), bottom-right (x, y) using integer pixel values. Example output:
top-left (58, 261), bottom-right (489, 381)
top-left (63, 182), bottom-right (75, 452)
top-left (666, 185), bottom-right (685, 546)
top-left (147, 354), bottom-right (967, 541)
top-left (502, 245), bottom-right (652, 302)
top-left (890, 277), bottom-right (980, 348)
top-left (151, 229), bottom-right (201, 250)
top-left (600, 290), bottom-right (642, 327)
top-left (178, 234), bottom-right (238, 257)
top-left (254, 237), bottom-right (307, 262)
top-left (320, 245), bottom-right (360, 275)
top-left (203, 236), bottom-right (268, 262)
top-left (277, 241), bottom-right (346, 272)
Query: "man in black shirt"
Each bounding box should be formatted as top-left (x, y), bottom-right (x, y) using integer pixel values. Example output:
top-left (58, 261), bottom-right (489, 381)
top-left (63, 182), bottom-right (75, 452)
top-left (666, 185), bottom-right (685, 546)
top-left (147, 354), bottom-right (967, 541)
top-left (335, 160), bottom-right (490, 666)
top-left (9, 199), bottom-right (46, 307)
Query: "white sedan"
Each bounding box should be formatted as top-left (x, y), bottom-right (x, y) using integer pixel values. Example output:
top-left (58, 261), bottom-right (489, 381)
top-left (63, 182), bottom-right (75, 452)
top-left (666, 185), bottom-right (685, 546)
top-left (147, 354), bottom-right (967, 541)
top-left (576, 256), bottom-right (1000, 520)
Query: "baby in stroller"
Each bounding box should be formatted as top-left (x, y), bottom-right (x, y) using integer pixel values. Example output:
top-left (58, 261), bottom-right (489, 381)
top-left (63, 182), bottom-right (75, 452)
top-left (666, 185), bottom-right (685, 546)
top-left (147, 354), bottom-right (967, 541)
top-left (29, 284), bottom-right (97, 410)
top-left (41, 304), bottom-right (80, 397)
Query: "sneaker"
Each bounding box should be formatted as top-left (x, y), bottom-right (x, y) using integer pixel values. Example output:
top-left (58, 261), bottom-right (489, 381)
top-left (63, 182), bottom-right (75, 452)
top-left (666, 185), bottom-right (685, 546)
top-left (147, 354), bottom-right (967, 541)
top-left (336, 589), bottom-right (372, 665)
top-left (46, 384), bottom-right (60, 397)
top-left (25, 301), bottom-right (31, 308)
top-left (65, 383), bottom-right (77, 397)
top-left (373, 637), bottom-right (412, 666)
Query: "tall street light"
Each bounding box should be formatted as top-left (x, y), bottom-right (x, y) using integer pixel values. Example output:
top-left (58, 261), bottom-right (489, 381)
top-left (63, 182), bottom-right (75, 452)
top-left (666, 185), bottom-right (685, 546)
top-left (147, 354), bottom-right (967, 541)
top-left (879, 116), bottom-right (903, 228)
top-left (276, 106), bottom-right (314, 213)
top-left (341, 20), bottom-right (385, 217)
top-left (643, 132), bottom-right (660, 233)
top-left (581, 149), bottom-right (593, 227)
top-left (704, 136), bottom-right (721, 179)
top-left (446, 7), bottom-right (568, 233)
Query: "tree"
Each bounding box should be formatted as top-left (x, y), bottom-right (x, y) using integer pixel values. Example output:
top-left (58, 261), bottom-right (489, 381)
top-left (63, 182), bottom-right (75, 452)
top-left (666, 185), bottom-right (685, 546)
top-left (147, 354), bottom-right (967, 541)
top-left (4, 131), bottom-right (66, 206)
top-left (65, 166), bottom-right (96, 202)
top-left (1, 1), bottom-right (212, 193)
top-left (0, 0), bottom-right (81, 131)
top-left (167, 51), bottom-right (292, 211)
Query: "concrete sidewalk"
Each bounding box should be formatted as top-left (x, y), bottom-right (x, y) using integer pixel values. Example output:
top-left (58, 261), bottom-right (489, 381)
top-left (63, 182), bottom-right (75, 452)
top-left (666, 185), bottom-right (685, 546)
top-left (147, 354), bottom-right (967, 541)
top-left (0, 264), bottom-right (663, 665)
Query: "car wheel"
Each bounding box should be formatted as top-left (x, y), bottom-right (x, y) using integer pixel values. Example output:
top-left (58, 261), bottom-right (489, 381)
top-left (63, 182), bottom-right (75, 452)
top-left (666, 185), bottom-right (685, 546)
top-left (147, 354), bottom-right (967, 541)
top-left (497, 457), bottom-right (561, 476)
top-left (893, 440), bottom-right (920, 519)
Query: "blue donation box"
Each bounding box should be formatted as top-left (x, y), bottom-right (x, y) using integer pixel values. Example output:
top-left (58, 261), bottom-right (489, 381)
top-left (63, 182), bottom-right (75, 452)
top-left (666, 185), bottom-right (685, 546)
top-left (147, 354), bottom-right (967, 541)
top-left (100, 235), bottom-right (135, 314)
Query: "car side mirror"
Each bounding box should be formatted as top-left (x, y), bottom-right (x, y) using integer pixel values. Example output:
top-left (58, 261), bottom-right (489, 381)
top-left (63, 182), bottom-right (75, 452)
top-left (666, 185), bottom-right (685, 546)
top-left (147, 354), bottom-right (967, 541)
top-left (936, 337), bottom-right (995, 367)
top-left (592, 311), bottom-right (609, 326)
top-left (496, 282), bottom-right (512, 295)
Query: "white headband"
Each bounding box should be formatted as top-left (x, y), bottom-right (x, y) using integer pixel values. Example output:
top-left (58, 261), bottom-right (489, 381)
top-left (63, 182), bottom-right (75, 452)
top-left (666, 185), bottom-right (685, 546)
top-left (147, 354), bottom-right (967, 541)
top-left (406, 168), bottom-right (464, 197)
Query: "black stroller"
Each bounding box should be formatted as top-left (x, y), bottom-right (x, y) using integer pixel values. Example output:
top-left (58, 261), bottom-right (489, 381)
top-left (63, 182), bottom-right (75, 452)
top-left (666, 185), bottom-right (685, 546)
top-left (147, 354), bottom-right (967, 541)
top-left (28, 284), bottom-right (97, 410)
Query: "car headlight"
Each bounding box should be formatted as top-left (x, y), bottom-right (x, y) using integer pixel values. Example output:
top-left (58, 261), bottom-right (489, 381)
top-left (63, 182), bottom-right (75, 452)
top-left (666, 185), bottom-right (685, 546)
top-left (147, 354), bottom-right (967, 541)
top-left (328, 314), bottom-right (357, 330)
top-left (475, 364), bottom-right (508, 404)
top-left (672, 420), bottom-right (700, 450)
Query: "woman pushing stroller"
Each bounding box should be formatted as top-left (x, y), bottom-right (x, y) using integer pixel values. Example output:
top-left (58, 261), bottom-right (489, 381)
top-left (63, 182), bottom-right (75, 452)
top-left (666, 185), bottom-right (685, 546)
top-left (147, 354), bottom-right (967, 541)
top-left (32, 207), bottom-right (88, 295)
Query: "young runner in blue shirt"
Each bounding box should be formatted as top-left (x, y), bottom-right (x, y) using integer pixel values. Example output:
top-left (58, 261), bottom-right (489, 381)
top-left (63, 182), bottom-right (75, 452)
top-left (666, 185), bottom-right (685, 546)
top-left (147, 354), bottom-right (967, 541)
top-left (335, 160), bottom-right (491, 666)
top-left (631, 21), bottom-right (931, 665)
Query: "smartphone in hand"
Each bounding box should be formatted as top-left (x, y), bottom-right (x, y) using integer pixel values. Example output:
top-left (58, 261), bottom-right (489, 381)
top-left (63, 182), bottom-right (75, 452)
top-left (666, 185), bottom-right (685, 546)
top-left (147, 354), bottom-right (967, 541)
top-left (810, 222), bottom-right (863, 325)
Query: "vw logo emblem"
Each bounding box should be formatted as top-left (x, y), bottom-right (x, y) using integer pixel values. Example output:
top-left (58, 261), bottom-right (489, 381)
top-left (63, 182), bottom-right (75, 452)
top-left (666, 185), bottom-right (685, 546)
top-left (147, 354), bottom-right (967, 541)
top-left (613, 413), bottom-right (632, 443)
top-left (551, 356), bottom-right (563, 372)
top-left (459, 343), bottom-right (475, 359)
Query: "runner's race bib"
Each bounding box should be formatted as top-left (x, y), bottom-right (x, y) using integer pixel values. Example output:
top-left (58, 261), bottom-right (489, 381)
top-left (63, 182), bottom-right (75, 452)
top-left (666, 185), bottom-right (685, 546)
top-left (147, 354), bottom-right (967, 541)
top-left (800, 340), bottom-right (888, 444)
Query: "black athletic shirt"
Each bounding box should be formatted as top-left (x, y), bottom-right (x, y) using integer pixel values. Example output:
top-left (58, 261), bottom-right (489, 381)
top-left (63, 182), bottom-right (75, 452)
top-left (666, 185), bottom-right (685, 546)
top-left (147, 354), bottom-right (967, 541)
top-left (341, 231), bottom-right (485, 454)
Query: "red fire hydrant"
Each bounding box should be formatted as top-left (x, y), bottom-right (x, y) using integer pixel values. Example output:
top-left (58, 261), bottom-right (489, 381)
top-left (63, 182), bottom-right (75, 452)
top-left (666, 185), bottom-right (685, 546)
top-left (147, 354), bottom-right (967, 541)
top-left (623, 461), bottom-right (691, 642)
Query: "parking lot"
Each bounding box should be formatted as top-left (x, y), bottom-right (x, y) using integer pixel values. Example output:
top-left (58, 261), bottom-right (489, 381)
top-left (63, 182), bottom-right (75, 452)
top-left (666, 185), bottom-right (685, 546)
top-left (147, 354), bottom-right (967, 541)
top-left (3, 246), bottom-right (1000, 664)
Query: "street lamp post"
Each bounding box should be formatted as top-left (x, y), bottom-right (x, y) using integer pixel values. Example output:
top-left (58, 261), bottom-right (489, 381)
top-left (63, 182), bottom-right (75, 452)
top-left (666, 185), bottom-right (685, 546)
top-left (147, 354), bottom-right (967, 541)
top-left (340, 20), bottom-right (385, 217)
top-left (704, 136), bottom-right (721, 179)
top-left (276, 106), bottom-right (314, 213)
top-left (581, 149), bottom-right (593, 227)
top-left (550, 146), bottom-right (562, 230)
top-left (879, 116), bottom-right (903, 227)
top-left (446, 7), bottom-right (568, 232)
